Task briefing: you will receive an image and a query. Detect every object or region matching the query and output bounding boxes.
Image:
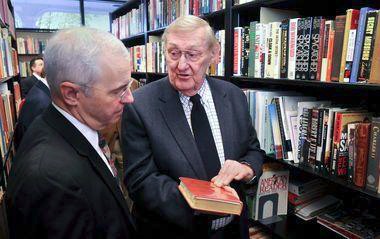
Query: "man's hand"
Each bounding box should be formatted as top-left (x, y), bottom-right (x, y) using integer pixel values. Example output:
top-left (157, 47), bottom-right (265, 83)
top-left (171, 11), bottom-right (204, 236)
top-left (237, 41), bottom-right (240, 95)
top-left (211, 160), bottom-right (254, 187)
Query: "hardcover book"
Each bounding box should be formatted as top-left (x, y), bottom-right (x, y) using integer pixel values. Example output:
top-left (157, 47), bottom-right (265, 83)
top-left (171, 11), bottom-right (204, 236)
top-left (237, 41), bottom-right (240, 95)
top-left (178, 177), bottom-right (243, 216)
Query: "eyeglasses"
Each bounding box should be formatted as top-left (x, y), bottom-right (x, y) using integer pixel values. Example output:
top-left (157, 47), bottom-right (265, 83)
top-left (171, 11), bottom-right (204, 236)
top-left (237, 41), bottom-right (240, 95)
top-left (79, 79), bottom-right (133, 101)
top-left (167, 49), bottom-right (203, 62)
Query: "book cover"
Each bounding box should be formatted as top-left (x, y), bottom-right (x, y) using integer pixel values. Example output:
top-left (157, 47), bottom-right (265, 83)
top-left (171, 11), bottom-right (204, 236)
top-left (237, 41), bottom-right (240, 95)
top-left (255, 163), bottom-right (289, 220)
top-left (330, 111), bottom-right (370, 177)
top-left (178, 177), bottom-right (243, 216)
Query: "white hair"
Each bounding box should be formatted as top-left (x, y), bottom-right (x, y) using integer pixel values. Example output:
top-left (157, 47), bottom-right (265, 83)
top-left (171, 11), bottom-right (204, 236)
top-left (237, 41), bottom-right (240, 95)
top-left (44, 27), bottom-right (129, 96)
top-left (162, 15), bottom-right (218, 49)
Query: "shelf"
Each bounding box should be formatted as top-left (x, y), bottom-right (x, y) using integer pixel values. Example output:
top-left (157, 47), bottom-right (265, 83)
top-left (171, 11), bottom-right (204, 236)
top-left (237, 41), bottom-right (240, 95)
top-left (200, 9), bottom-right (226, 20)
top-left (231, 76), bottom-right (380, 92)
top-left (266, 157), bottom-right (380, 200)
top-left (146, 72), bottom-right (167, 77)
top-left (16, 28), bottom-right (58, 33)
top-left (147, 27), bottom-right (166, 36)
top-left (0, 75), bottom-right (18, 84)
top-left (121, 33), bottom-right (145, 44)
top-left (111, 0), bottom-right (141, 18)
top-left (18, 53), bottom-right (42, 57)
top-left (147, 9), bottom-right (225, 35)
top-left (131, 72), bottom-right (147, 78)
top-left (232, 0), bottom-right (289, 11)
top-left (209, 75), bottom-right (225, 79)
top-left (249, 214), bottom-right (323, 239)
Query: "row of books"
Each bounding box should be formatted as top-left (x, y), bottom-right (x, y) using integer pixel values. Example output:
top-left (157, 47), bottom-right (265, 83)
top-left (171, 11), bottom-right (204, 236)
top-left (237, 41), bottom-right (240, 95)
top-left (148, 0), bottom-right (225, 30)
top-left (244, 90), bottom-right (380, 193)
top-left (19, 60), bottom-right (31, 77)
top-left (234, 7), bottom-right (380, 84)
top-left (317, 205), bottom-right (380, 239)
top-left (0, 27), bottom-right (18, 79)
top-left (128, 45), bottom-right (147, 73)
top-left (127, 29), bottom-right (225, 76)
top-left (209, 30), bottom-right (225, 76)
top-left (16, 36), bottom-right (47, 55)
top-left (112, 5), bottom-right (145, 40)
top-left (0, 0), bottom-right (14, 38)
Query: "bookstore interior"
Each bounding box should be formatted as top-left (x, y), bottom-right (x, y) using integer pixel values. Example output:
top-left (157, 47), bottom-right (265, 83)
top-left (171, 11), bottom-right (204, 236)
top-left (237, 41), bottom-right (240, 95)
top-left (0, 0), bottom-right (380, 238)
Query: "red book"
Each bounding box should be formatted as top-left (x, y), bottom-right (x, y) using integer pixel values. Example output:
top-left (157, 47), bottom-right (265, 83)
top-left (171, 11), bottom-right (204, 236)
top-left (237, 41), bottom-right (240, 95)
top-left (178, 177), bottom-right (243, 216)
top-left (353, 123), bottom-right (371, 187)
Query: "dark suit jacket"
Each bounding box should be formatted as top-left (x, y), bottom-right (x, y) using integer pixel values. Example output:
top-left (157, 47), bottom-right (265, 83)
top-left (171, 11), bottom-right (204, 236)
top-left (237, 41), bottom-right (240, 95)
top-left (121, 77), bottom-right (264, 239)
top-left (14, 80), bottom-right (51, 150)
top-left (20, 75), bottom-right (39, 98)
top-left (7, 105), bottom-right (136, 239)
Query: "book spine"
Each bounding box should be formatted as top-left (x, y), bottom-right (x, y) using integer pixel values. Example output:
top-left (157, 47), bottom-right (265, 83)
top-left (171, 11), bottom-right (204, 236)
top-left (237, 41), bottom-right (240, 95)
top-left (265, 23), bottom-right (274, 78)
top-left (366, 120), bottom-right (380, 192)
top-left (338, 9), bottom-right (354, 82)
top-left (241, 26), bottom-right (250, 76)
top-left (320, 21), bottom-right (331, 81)
top-left (316, 19), bottom-right (325, 81)
top-left (274, 98), bottom-right (287, 159)
top-left (280, 19), bottom-right (289, 79)
top-left (248, 21), bottom-right (257, 77)
top-left (347, 123), bottom-right (357, 182)
top-left (288, 18), bottom-right (298, 79)
top-left (331, 112), bottom-right (343, 175)
top-left (331, 15), bottom-right (346, 82)
top-left (357, 11), bottom-right (378, 83)
top-left (368, 12), bottom-right (380, 84)
top-left (353, 123), bottom-right (371, 187)
top-left (309, 17), bottom-right (321, 80)
top-left (308, 109), bottom-right (319, 167)
top-left (295, 18), bottom-right (305, 80)
top-left (350, 8), bottom-right (374, 83)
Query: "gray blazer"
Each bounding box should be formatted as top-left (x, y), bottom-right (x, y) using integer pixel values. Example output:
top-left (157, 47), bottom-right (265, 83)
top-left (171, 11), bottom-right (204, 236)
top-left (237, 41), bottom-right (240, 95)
top-left (121, 77), bottom-right (264, 238)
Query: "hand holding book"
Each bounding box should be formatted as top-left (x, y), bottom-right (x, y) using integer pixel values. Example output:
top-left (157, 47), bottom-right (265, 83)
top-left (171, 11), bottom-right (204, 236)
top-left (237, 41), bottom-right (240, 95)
top-left (178, 177), bottom-right (243, 216)
top-left (211, 159), bottom-right (255, 187)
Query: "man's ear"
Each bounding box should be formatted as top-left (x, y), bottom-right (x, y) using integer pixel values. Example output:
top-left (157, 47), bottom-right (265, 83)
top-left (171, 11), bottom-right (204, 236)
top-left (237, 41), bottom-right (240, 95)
top-left (210, 43), bottom-right (221, 64)
top-left (60, 82), bottom-right (81, 106)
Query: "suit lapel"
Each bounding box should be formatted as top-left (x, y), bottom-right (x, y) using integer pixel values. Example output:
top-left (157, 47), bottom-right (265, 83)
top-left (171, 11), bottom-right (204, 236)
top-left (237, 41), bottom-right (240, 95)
top-left (208, 77), bottom-right (234, 159)
top-left (158, 79), bottom-right (208, 180)
top-left (42, 105), bottom-right (133, 224)
top-left (35, 81), bottom-right (51, 98)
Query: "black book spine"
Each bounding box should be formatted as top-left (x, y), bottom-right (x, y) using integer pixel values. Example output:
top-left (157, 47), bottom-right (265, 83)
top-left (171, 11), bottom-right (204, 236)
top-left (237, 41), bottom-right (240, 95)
top-left (302, 17), bottom-right (313, 80)
top-left (280, 19), bottom-right (289, 78)
top-left (309, 17), bottom-right (322, 80)
top-left (295, 18), bottom-right (305, 80)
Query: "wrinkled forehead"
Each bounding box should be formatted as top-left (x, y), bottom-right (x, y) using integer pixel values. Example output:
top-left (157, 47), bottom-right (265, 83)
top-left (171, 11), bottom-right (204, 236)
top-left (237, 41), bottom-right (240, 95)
top-left (166, 29), bottom-right (209, 50)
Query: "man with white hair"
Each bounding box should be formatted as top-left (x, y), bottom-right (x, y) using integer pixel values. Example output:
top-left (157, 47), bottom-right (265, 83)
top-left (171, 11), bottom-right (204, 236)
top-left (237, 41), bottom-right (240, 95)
top-left (7, 27), bottom-right (136, 238)
top-left (122, 15), bottom-right (264, 239)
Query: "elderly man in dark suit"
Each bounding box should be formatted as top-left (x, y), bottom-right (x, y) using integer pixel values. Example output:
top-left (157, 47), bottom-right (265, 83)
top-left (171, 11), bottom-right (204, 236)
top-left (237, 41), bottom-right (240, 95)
top-left (122, 15), bottom-right (264, 239)
top-left (20, 57), bottom-right (44, 97)
top-left (7, 27), bottom-right (136, 239)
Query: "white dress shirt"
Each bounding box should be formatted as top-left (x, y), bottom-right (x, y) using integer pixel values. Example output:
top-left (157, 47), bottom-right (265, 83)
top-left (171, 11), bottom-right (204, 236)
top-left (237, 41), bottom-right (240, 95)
top-left (33, 73), bottom-right (49, 89)
top-left (52, 103), bottom-right (115, 177)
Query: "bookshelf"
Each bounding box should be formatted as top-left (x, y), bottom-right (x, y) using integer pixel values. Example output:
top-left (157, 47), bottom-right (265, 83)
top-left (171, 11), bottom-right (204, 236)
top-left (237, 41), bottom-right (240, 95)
top-left (0, 0), bottom-right (21, 191)
top-left (16, 28), bottom-right (55, 78)
top-left (112, 0), bottom-right (380, 238)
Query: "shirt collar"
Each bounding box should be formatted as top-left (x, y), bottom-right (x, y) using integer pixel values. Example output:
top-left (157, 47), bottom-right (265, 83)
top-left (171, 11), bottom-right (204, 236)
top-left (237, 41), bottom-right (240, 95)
top-left (33, 73), bottom-right (49, 89)
top-left (178, 79), bottom-right (210, 103)
top-left (52, 102), bottom-right (99, 148)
